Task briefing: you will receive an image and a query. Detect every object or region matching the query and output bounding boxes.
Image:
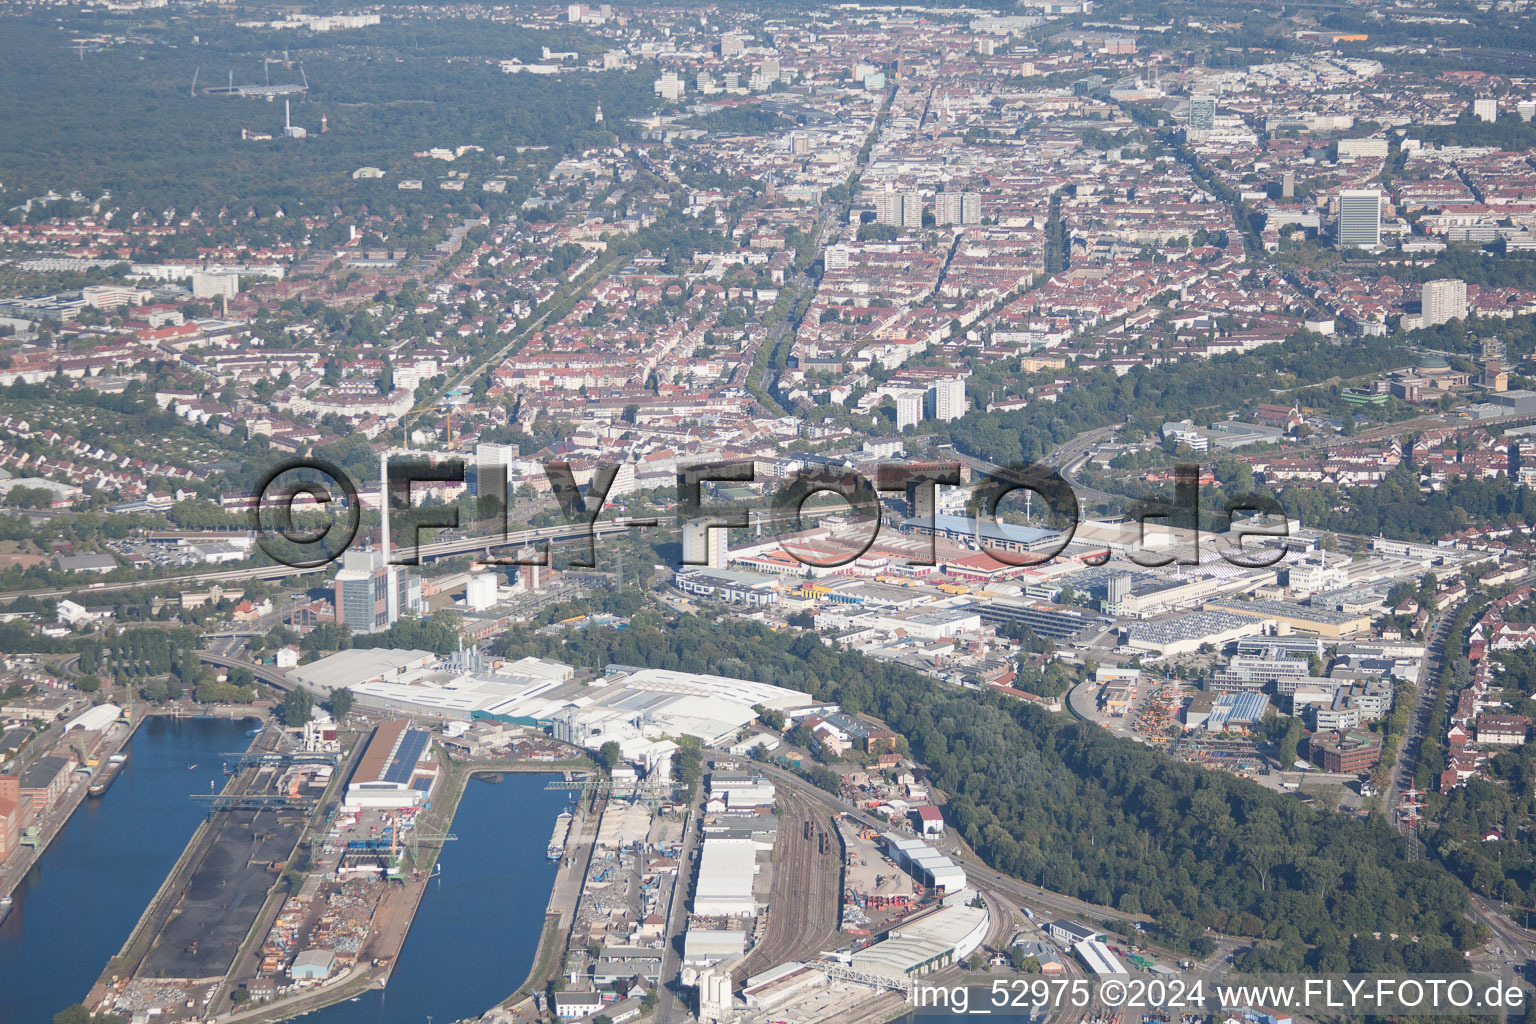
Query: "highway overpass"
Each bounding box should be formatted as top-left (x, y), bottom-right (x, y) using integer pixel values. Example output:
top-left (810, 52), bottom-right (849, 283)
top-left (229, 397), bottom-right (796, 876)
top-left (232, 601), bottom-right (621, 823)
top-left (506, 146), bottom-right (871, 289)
top-left (0, 518), bottom-right (641, 605)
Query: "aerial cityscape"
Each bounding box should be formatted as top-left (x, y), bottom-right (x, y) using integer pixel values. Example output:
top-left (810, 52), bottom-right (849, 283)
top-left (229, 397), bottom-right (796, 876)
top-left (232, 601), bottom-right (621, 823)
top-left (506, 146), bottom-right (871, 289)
top-left (5, 1), bottom-right (1536, 1023)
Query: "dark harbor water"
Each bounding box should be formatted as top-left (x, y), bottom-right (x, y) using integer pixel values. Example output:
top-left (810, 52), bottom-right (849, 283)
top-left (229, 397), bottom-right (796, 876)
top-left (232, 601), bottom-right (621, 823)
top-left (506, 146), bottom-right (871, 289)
top-left (300, 772), bottom-right (566, 1024)
top-left (1, 721), bottom-right (564, 1024)
top-left (0, 716), bottom-right (252, 1024)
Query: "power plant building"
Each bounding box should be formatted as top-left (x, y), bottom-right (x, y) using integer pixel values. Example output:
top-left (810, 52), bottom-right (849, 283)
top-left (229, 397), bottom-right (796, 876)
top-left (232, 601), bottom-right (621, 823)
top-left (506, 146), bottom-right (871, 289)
top-left (333, 548), bottom-right (420, 634)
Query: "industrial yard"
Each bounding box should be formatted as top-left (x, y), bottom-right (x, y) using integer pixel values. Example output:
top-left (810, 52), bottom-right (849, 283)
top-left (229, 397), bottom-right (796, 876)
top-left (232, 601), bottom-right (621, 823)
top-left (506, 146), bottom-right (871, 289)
top-left (89, 726), bottom-right (337, 1021)
top-left (51, 652), bottom-right (1307, 1024)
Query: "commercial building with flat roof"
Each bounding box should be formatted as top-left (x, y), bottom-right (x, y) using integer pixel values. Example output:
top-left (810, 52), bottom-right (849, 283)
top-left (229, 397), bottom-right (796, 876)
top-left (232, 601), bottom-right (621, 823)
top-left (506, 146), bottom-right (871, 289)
top-left (288, 648), bottom-right (437, 695)
top-left (900, 514), bottom-right (1062, 556)
top-left (1047, 919), bottom-right (1098, 945)
top-left (875, 605), bottom-right (982, 639)
top-left (846, 900), bottom-right (989, 979)
top-left (343, 720), bottom-right (437, 809)
top-left (674, 568), bottom-right (779, 607)
top-left (1206, 598), bottom-right (1371, 639)
top-left (1124, 610), bottom-right (1262, 657)
top-left (1311, 727), bottom-right (1382, 772)
top-left (974, 598), bottom-right (1110, 641)
top-left (883, 833), bottom-right (967, 892)
top-left (693, 837), bottom-right (758, 916)
top-left (683, 928), bottom-right (748, 966)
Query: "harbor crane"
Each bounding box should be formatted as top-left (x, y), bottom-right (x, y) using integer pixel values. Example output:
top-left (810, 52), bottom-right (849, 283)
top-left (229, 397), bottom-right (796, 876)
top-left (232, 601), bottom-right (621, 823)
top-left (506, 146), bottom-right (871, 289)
top-left (386, 809), bottom-right (457, 874)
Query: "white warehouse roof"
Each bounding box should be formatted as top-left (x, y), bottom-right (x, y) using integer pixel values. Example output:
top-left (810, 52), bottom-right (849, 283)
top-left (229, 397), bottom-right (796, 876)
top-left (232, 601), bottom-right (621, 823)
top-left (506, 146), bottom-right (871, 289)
top-left (693, 838), bottom-right (757, 916)
top-left (848, 901), bottom-right (989, 979)
top-left (65, 703), bottom-right (120, 733)
top-left (1074, 939), bottom-right (1128, 977)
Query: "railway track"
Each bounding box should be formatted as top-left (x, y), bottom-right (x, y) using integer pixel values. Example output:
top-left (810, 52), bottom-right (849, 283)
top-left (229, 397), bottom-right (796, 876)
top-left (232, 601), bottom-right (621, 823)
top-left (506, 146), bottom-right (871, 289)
top-left (733, 788), bottom-right (843, 982)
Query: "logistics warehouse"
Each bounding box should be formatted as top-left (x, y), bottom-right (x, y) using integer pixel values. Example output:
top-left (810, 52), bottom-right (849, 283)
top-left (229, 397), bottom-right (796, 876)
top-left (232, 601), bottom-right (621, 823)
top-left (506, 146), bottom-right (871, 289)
top-left (288, 651), bottom-right (831, 752)
top-left (343, 720), bottom-right (438, 810)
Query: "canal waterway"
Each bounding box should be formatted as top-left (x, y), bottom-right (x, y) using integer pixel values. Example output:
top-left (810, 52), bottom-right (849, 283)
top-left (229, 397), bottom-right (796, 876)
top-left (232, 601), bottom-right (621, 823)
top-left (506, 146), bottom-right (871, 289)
top-left (0, 715), bottom-right (253, 1024)
top-left (301, 772), bottom-right (567, 1024)
top-left (1, 722), bottom-right (566, 1024)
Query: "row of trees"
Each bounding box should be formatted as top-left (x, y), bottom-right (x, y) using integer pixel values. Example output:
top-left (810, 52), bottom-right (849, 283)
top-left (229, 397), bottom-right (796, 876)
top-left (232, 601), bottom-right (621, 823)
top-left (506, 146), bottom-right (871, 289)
top-left (1283, 466), bottom-right (1536, 544)
top-left (944, 332), bottom-right (1411, 467)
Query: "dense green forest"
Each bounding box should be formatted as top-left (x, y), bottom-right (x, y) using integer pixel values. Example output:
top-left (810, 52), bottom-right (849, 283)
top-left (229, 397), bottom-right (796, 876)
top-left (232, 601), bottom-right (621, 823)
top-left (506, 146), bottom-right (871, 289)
top-left (489, 610), bottom-right (1479, 968)
top-left (0, 13), bottom-right (657, 215)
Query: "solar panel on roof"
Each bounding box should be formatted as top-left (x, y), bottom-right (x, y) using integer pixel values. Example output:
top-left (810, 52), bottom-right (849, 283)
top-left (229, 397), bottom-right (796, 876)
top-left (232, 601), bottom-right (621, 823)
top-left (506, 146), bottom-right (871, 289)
top-left (383, 730), bottom-right (429, 784)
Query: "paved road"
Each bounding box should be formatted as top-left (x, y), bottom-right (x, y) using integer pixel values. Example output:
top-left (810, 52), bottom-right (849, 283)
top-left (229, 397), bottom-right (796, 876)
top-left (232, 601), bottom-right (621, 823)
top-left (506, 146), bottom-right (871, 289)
top-left (1383, 599), bottom-right (1463, 820)
top-left (197, 652), bottom-right (296, 693)
top-left (0, 516), bottom-right (644, 605)
top-left (655, 786), bottom-right (704, 1024)
top-left (938, 426), bottom-right (1124, 513)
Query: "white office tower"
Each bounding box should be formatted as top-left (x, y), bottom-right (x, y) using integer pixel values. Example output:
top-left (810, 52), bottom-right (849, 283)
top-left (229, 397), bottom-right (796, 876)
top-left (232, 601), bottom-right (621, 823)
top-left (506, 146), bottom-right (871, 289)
top-left (474, 441), bottom-right (516, 498)
top-left (1188, 95), bottom-right (1216, 133)
top-left (926, 377), bottom-right (967, 422)
top-left (465, 572), bottom-right (497, 612)
top-left (875, 189), bottom-right (903, 227)
top-left (654, 71), bottom-right (686, 101)
top-left (824, 244), bottom-right (851, 271)
top-left (936, 191), bottom-right (982, 226)
top-left (1421, 279), bottom-right (1468, 327)
top-left (1337, 189), bottom-right (1382, 250)
top-left (683, 521), bottom-right (727, 569)
top-left (191, 270), bottom-right (240, 301)
top-left (334, 548), bottom-right (415, 634)
top-left (476, 441), bottom-right (516, 469)
top-left (1474, 97), bottom-right (1499, 122)
top-left (721, 32), bottom-right (744, 56)
top-left (895, 390), bottom-right (924, 431)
